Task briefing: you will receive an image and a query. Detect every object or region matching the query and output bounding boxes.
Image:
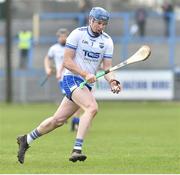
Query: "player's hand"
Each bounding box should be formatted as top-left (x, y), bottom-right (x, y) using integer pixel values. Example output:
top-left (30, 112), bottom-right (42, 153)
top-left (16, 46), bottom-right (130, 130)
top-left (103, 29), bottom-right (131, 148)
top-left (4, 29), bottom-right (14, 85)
top-left (109, 79), bottom-right (121, 94)
top-left (46, 68), bottom-right (53, 77)
top-left (85, 73), bottom-right (96, 84)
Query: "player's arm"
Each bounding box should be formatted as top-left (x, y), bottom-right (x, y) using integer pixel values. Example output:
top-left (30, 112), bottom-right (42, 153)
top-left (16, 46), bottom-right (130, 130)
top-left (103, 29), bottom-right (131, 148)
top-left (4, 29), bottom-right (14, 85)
top-left (59, 63), bottom-right (64, 76)
top-left (56, 63), bottom-right (64, 81)
top-left (63, 48), bottom-right (96, 83)
top-left (44, 55), bottom-right (53, 76)
top-left (102, 59), bottom-right (121, 93)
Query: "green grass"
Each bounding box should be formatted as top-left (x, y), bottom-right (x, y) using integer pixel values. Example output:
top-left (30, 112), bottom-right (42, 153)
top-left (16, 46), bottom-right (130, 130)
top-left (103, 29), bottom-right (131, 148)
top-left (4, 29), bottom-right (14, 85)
top-left (0, 101), bottom-right (180, 173)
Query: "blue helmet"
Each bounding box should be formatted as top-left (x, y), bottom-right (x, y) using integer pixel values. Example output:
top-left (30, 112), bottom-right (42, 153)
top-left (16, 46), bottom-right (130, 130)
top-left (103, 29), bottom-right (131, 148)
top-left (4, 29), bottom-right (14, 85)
top-left (89, 7), bottom-right (110, 23)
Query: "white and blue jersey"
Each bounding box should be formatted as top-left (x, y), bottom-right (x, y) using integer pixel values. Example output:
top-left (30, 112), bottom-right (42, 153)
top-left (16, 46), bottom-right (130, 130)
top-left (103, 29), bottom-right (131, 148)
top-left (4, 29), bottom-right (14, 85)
top-left (64, 26), bottom-right (113, 76)
top-left (63, 26), bottom-right (114, 100)
top-left (48, 43), bottom-right (65, 94)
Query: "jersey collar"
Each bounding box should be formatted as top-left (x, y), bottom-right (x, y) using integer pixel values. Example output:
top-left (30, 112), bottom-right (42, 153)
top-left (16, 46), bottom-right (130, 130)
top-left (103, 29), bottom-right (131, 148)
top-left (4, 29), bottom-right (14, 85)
top-left (87, 26), bottom-right (102, 38)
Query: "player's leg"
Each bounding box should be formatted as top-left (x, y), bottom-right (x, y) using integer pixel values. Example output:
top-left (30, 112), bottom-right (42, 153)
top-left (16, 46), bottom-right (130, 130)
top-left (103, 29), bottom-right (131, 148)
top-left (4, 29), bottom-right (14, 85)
top-left (72, 87), bottom-right (98, 139)
top-left (36, 97), bottom-right (79, 134)
top-left (59, 79), bottom-right (81, 132)
top-left (17, 96), bottom-right (79, 164)
top-left (71, 108), bottom-right (82, 131)
top-left (69, 86), bottom-right (98, 162)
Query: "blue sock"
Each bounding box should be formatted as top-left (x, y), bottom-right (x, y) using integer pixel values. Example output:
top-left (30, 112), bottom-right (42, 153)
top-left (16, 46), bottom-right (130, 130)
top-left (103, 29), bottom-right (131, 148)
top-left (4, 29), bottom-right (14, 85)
top-left (72, 117), bottom-right (80, 124)
top-left (73, 138), bottom-right (83, 150)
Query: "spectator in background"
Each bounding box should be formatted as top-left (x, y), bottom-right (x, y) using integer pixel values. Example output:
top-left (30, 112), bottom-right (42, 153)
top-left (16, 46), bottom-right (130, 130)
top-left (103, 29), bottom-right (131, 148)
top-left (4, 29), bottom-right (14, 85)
top-left (18, 30), bottom-right (32, 69)
top-left (162, 2), bottom-right (174, 37)
top-left (135, 7), bottom-right (147, 37)
top-left (78, 0), bottom-right (92, 26)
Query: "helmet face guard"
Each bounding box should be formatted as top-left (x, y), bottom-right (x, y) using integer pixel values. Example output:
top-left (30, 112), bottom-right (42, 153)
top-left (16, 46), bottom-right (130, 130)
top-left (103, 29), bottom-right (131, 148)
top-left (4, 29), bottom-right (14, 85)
top-left (89, 7), bottom-right (110, 24)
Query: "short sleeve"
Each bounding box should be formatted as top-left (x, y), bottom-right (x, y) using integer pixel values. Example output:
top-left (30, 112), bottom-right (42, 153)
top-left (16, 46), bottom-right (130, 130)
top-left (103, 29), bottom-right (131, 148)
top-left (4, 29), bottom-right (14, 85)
top-left (65, 28), bottom-right (80, 50)
top-left (103, 37), bottom-right (114, 59)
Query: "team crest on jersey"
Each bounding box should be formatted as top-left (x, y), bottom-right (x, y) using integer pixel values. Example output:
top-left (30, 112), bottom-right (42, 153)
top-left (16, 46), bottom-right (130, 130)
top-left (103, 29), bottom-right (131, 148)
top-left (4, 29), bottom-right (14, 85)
top-left (99, 42), bottom-right (104, 49)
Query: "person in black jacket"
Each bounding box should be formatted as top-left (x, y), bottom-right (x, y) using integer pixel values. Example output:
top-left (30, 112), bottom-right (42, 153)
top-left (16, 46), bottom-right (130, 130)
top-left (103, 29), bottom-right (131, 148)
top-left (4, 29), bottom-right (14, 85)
top-left (135, 7), bottom-right (147, 37)
top-left (162, 2), bottom-right (174, 37)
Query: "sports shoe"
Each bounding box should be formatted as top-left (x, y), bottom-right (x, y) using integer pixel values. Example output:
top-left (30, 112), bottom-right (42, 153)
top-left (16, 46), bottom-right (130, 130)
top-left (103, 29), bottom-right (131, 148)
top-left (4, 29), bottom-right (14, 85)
top-left (17, 135), bottom-right (30, 164)
top-left (69, 149), bottom-right (87, 162)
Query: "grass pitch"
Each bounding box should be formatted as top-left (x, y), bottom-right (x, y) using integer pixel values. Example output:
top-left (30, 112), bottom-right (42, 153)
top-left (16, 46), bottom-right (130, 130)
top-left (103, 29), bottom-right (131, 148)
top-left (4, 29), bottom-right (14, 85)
top-left (0, 101), bottom-right (179, 174)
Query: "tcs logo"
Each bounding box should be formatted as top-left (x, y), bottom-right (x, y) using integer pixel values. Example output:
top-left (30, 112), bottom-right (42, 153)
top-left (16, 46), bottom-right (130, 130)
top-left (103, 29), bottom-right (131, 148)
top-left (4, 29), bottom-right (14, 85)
top-left (83, 49), bottom-right (100, 59)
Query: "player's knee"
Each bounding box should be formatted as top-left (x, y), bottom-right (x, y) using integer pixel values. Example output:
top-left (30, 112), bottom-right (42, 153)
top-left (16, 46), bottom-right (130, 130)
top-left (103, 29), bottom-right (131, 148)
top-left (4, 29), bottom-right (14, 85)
top-left (87, 103), bottom-right (98, 116)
